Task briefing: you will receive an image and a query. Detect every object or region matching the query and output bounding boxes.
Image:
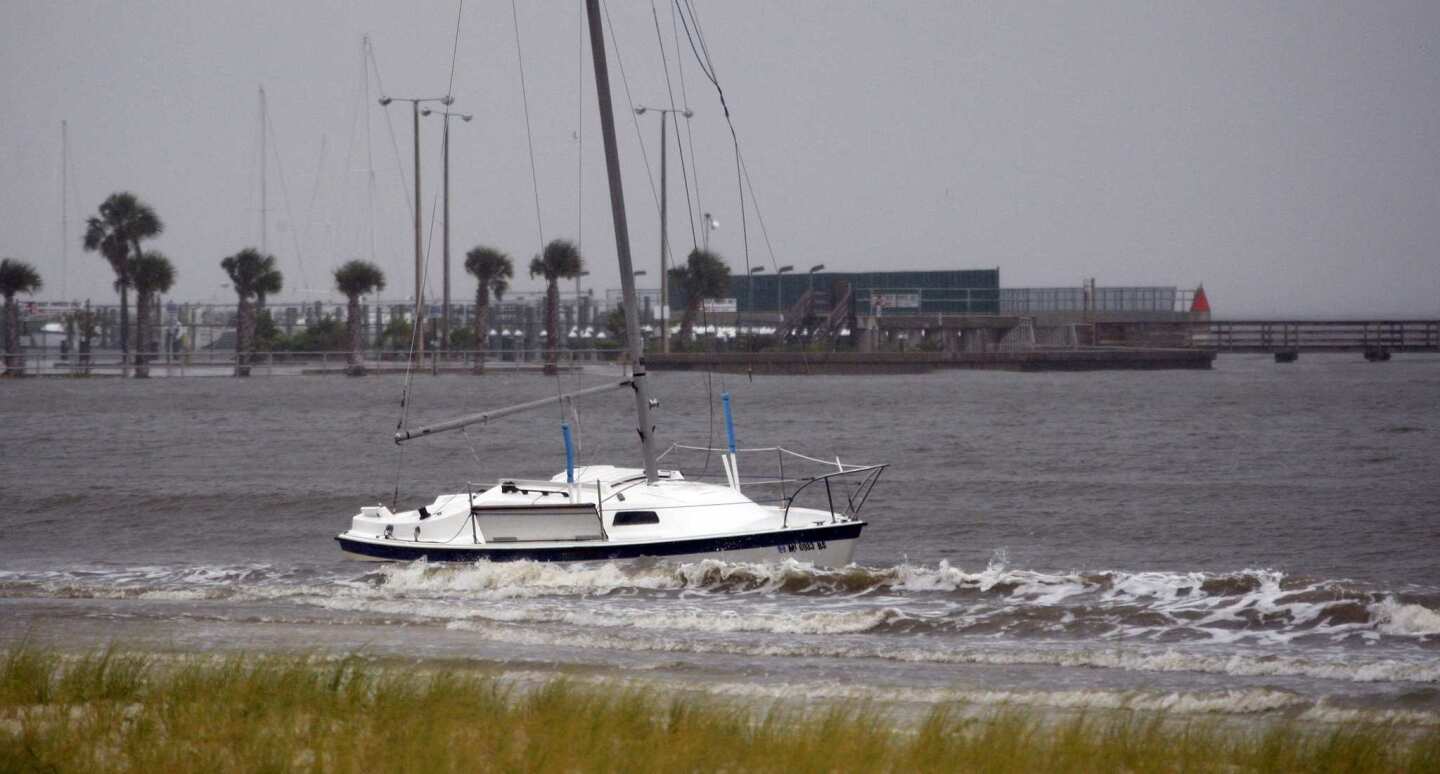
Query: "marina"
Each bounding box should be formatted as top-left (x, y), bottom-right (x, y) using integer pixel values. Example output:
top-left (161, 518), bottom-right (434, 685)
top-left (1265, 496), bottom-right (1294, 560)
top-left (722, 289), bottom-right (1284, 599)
top-left (4, 0), bottom-right (1440, 768)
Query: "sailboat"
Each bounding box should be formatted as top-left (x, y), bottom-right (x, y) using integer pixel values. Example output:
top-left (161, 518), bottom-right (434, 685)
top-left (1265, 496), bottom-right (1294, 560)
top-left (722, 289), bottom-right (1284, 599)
top-left (335, 1), bottom-right (884, 566)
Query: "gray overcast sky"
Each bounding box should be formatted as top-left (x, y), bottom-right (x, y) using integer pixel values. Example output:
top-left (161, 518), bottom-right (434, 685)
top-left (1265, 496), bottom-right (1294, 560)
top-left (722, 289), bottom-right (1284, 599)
top-left (2, 1), bottom-right (1437, 316)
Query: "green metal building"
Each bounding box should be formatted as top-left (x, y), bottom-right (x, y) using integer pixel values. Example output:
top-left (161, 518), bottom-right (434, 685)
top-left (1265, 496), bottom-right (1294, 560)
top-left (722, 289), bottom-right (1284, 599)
top-left (674, 269), bottom-right (1001, 316)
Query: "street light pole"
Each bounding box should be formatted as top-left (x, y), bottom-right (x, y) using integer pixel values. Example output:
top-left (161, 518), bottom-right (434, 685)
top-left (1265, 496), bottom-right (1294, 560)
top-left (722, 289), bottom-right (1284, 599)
top-left (575, 270), bottom-right (591, 343)
top-left (380, 93), bottom-right (453, 365)
top-left (702, 212), bottom-right (718, 252)
top-left (776, 265), bottom-right (795, 319)
top-left (807, 264), bottom-right (826, 340)
top-left (422, 108), bottom-right (473, 365)
top-left (748, 266), bottom-right (765, 343)
top-left (807, 263), bottom-right (826, 294)
top-left (634, 105), bottom-right (693, 354)
top-left (633, 267), bottom-right (647, 334)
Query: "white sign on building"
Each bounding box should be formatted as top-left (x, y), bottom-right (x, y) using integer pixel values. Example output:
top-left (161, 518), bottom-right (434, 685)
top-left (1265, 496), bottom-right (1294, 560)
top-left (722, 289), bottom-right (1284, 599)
top-left (872, 292), bottom-right (920, 311)
top-left (702, 298), bottom-right (738, 313)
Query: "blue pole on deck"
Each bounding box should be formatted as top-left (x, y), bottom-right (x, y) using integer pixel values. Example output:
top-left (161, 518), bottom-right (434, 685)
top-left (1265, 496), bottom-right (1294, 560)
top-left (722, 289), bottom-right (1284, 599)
top-left (562, 422), bottom-right (575, 483)
top-left (722, 392), bottom-right (737, 455)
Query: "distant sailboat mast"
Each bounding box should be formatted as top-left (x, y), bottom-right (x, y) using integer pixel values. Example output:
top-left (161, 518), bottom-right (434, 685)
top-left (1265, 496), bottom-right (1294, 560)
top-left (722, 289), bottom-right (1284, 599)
top-left (363, 36), bottom-right (377, 264)
top-left (259, 85), bottom-right (268, 254)
top-left (60, 120), bottom-right (69, 300)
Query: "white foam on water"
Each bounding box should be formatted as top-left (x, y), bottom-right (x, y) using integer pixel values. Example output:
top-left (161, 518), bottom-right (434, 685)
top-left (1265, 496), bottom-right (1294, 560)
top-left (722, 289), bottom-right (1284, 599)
top-left (443, 620), bottom-right (1440, 684)
top-left (1299, 704), bottom-right (1440, 727)
top-left (1375, 598), bottom-right (1440, 636)
top-left (699, 681), bottom-right (1311, 716)
top-left (371, 558), bottom-right (685, 598)
top-left (7, 559), bottom-right (1439, 651)
top-left (313, 593), bottom-right (908, 636)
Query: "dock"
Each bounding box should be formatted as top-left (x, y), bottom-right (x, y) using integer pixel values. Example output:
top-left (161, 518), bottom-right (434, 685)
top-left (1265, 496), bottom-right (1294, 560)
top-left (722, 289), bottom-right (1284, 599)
top-left (1203, 320), bottom-right (1439, 360)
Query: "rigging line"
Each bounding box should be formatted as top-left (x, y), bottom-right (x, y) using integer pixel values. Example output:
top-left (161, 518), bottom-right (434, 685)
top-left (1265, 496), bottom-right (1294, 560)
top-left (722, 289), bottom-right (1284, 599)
top-left (675, 1), bottom-right (761, 378)
top-left (423, 185), bottom-right (442, 299)
top-left (366, 42), bottom-right (417, 226)
top-left (570, 388), bottom-right (583, 455)
top-left (340, 52), bottom-right (364, 261)
top-left (445, 0), bottom-right (465, 98)
top-left (650, 1), bottom-right (697, 249)
top-left (265, 110), bottom-right (312, 289)
top-left (675, 0), bottom-right (716, 85)
top-left (394, 164), bottom-right (442, 443)
top-left (391, 443), bottom-right (406, 508)
top-left (571, 361), bottom-right (584, 454)
top-left (601, 0), bottom-right (663, 217)
top-left (737, 149), bottom-right (779, 269)
top-left (674, 1), bottom-right (751, 276)
top-left (460, 426), bottom-right (485, 471)
top-left (671, 113), bottom-right (697, 253)
top-left (576, 3), bottom-right (584, 254)
top-left (671, 2), bottom-right (703, 246)
top-left (684, 0), bottom-right (719, 82)
top-left (300, 134), bottom-right (328, 291)
top-left (510, 0), bottom-right (546, 252)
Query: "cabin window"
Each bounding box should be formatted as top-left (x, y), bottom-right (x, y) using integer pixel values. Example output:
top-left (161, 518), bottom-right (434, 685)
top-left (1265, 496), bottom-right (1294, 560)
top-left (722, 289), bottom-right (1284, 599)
top-left (613, 511), bottom-right (660, 526)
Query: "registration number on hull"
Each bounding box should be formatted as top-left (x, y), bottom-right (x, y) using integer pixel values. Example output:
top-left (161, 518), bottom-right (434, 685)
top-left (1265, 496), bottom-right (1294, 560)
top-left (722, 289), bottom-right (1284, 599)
top-left (776, 540), bottom-right (827, 554)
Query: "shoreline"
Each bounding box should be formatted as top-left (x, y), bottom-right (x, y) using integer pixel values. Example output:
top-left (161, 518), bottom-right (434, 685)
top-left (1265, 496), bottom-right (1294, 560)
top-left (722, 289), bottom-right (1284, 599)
top-left (4, 645), bottom-right (1439, 772)
top-left (4, 619), bottom-right (1438, 734)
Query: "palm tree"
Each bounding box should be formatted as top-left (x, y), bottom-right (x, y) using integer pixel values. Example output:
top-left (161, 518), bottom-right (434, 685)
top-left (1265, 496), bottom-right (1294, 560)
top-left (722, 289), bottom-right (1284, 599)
top-left (82, 192), bottom-right (162, 374)
top-left (129, 251), bottom-right (176, 378)
top-left (221, 248), bottom-right (276, 376)
top-left (254, 265), bottom-right (283, 310)
top-left (0, 259), bottom-right (42, 376)
top-left (252, 263), bottom-right (283, 358)
top-left (528, 239), bottom-right (584, 373)
top-left (464, 246), bottom-right (513, 374)
top-left (334, 260), bottom-right (386, 375)
top-left (668, 248), bottom-right (732, 344)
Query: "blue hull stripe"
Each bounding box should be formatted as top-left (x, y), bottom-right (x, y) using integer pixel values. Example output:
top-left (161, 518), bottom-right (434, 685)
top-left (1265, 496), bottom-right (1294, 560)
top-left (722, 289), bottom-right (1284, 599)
top-left (336, 521), bottom-right (865, 563)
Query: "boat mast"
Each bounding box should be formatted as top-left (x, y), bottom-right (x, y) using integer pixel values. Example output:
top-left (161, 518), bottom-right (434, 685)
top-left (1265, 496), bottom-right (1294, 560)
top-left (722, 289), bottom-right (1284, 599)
top-left (586, 0), bottom-right (660, 483)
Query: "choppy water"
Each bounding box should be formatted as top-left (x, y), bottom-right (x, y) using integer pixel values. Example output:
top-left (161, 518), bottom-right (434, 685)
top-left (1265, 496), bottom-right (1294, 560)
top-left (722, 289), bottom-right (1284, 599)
top-left (2, 355), bottom-right (1438, 722)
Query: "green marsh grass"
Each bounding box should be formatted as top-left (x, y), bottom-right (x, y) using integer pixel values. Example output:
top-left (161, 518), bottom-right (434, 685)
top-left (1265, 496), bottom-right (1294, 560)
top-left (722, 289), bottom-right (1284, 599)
top-left (1, 647), bottom-right (1438, 772)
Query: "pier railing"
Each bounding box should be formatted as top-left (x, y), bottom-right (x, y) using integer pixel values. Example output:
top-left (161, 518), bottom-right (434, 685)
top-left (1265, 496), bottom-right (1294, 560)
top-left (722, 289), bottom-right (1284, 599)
top-left (1201, 320), bottom-right (1440, 353)
top-left (2, 347), bottom-right (624, 377)
top-left (658, 444), bottom-right (886, 526)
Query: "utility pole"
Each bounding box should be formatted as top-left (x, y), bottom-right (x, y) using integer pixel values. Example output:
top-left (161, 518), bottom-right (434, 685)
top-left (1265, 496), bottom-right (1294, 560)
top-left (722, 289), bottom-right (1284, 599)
top-left (422, 108), bottom-right (473, 366)
top-left (380, 93), bottom-right (453, 366)
top-left (634, 105), bottom-right (692, 354)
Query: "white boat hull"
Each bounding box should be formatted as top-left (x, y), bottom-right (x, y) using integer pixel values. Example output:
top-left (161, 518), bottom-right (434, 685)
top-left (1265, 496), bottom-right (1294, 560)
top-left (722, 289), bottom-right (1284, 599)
top-left (336, 520), bottom-right (863, 567)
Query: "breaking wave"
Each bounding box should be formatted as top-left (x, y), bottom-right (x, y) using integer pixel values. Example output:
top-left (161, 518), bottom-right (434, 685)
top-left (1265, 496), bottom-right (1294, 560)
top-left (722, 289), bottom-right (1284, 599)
top-left (356, 558), bottom-right (1440, 645)
top-left (444, 620), bottom-right (1440, 684)
top-left (3, 558), bottom-right (1438, 656)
